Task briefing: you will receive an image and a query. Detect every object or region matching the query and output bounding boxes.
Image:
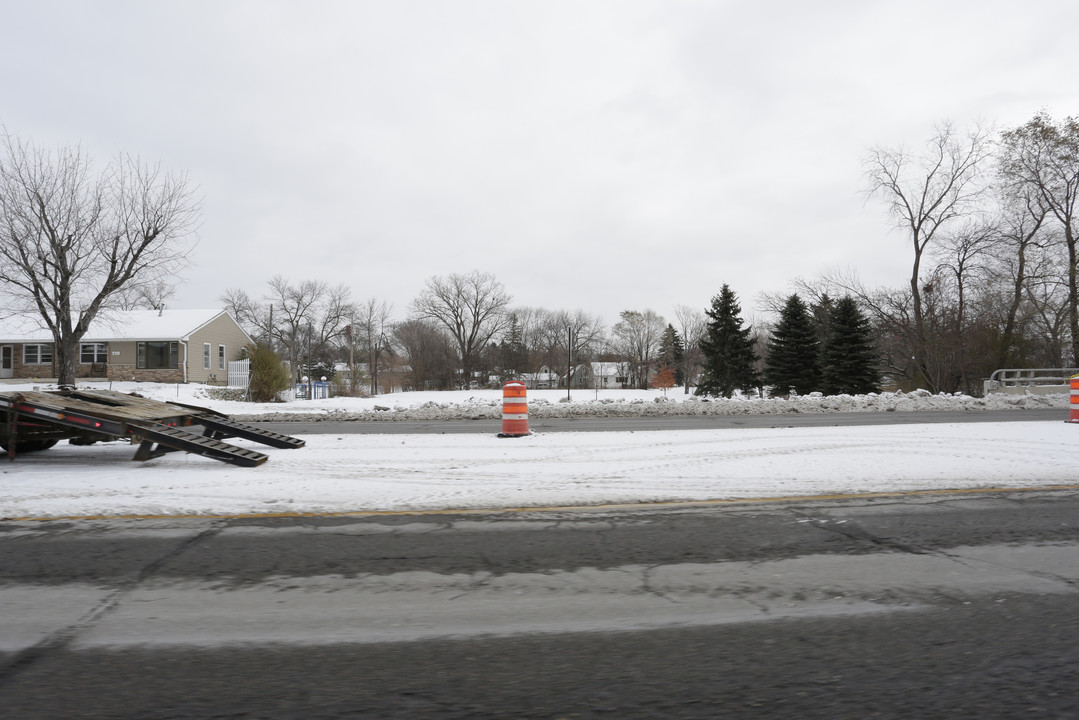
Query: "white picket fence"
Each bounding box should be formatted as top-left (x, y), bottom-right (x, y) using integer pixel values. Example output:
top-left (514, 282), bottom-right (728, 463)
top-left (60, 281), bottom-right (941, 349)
top-left (227, 359), bottom-right (250, 390)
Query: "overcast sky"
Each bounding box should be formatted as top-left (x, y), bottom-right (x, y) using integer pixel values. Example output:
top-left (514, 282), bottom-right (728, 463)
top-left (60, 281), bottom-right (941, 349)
top-left (3, 0), bottom-right (1077, 328)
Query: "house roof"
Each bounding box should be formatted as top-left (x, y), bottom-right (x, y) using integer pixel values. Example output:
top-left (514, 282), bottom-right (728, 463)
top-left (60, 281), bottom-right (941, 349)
top-left (0, 309), bottom-right (237, 343)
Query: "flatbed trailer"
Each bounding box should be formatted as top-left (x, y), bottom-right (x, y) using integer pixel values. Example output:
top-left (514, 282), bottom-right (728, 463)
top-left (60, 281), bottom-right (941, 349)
top-left (1, 388), bottom-right (304, 467)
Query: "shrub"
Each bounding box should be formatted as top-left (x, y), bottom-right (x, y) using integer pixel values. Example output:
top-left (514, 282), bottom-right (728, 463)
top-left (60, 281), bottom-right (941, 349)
top-left (246, 343), bottom-right (291, 402)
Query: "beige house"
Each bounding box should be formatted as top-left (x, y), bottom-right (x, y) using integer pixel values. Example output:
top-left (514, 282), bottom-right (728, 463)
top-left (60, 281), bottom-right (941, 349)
top-left (0, 309), bottom-right (252, 384)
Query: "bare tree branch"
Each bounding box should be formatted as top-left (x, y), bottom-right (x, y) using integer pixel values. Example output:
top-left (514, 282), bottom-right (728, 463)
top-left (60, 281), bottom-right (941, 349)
top-left (410, 270), bottom-right (511, 386)
top-left (0, 129), bottom-right (199, 384)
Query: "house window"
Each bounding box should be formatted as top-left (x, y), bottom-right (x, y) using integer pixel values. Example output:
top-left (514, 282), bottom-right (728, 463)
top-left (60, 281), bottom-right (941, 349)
top-left (23, 344), bottom-right (53, 365)
top-left (218, 345), bottom-right (226, 370)
top-left (137, 341), bottom-right (178, 369)
top-left (203, 343), bottom-right (211, 370)
top-left (80, 343), bottom-right (108, 364)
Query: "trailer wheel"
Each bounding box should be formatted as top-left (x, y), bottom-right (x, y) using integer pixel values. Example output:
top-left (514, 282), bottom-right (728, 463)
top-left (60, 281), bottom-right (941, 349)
top-left (0, 438), bottom-right (59, 453)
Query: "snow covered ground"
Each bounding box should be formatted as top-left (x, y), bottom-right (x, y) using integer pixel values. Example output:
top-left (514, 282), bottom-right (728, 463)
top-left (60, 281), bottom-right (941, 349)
top-left (1, 381), bottom-right (1075, 519)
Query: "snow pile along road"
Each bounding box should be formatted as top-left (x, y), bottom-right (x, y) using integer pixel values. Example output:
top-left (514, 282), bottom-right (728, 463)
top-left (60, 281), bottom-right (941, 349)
top-left (223, 389), bottom-right (1065, 423)
top-left (86, 382), bottom-right (1070, 422)
top-left (3, 381), bottom-right (1066, 422)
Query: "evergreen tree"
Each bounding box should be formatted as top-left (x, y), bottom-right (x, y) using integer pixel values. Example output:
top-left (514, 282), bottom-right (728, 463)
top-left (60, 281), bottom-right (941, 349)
top-left (657, 324), bottom-right (686, 386)
top-left (696, 285), bottom-right (759, 398)
top-left (764, 294), bottom-right (821, 396)
top-left (810, 293), bottom-right (835, 348)
top-left (499, 313), bottom-right (527, 379)
top-left (821, 296), bottom-right (881, 395)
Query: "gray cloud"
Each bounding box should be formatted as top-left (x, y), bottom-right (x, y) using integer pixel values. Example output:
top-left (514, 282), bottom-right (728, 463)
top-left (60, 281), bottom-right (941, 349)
top-left (2, 0), bottom-right (1077, 324)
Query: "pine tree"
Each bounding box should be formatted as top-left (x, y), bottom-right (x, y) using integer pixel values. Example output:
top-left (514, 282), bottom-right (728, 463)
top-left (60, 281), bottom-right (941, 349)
top-left (810, 294), bottom-right (835, 348)
top-left (499, 313), bottom-right (527, 379)
top-left (657, 324), bottom-right (686, 386)
top-left (696, 285), bottom-right (759, 398)
top-left (821, 296), bottom-right (880, 395)
top-left (764, 294), bottom-right (821, 396)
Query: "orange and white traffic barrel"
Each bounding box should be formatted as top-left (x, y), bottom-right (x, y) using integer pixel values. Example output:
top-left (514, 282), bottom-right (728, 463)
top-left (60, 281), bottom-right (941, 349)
top-left (1069, 374), bottom-right (1079, 424)
top-left (498, 381), bottom-right (531, 437)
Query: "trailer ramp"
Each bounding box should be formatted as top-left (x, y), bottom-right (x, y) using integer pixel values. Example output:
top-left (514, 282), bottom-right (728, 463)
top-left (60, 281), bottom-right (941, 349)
top-left (1, 388), bottom-right (303, 466)
top-left (129, 421), bottom-right (270, 467)
top-left (196, 415), bottom-right (306, 450)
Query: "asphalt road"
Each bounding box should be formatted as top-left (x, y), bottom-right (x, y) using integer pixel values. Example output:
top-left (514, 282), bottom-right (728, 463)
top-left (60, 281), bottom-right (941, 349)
top-left (3, 490), bottom-right (1078, 718)
top-left (254, 407), bottom-right (1067, 435)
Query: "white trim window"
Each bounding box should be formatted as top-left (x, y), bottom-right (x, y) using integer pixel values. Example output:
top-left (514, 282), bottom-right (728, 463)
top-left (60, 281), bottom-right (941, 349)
top-left (203, 343), bottom-right (211, 370)
top-left (218, 344), bottom-right (226, 371)
top-left (23, 344), bottom-right (54, 365)
top-left (80, 343), bottom-right (108, 364)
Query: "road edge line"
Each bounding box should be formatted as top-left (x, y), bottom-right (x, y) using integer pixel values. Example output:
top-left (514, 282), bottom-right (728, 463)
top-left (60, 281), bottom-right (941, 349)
top-left (5, 483), bottom-right (1079, 522)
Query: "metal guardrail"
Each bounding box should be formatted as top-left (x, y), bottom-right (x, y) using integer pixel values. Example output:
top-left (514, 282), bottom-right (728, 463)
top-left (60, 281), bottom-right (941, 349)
top-left (984, 368), bottom-right (1079, 395)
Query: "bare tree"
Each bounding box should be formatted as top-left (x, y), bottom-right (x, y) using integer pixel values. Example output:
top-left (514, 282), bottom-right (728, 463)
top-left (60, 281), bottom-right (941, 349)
top-left (265, 276), bottom-right (352, 379)
top-left (530, 309), bottom-right (567, 375)
top-left (555, 309), bottom-right (606, 396)
top-left (221, 277), bottom-right (353, 380)
top-left (393, 318), bottom-right (457, 390)
top-left (932, 219), bottom-right (996, 375)
top-left (410, 270), bottom-right (512, 387)
top-left (673, 304), bottom-right (705, 394)
top-left (980, 188), bottom-right (1052, 368)
top-left (999, 112), bottom-right (1079, 365)
top-left (610, 309), bottom-right (666, 389)
top-left (110, 278), bottom-right (177, 311)
top-left (353, 297), bottom-right (394, 395)
top-left (864, 121), bottom-right (993, 390)
top-left (0, 130), bottom-right (199, 385)
top-left (219, 288), bottom-right (267, 342)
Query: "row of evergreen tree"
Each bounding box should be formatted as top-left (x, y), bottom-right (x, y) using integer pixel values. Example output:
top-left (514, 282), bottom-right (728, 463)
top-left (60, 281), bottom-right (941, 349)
top-left (696, 285), bottom-right (880, 398)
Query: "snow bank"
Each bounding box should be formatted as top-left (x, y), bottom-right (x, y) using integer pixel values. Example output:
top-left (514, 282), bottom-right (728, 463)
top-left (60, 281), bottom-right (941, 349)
top-left (3, 382), bottom-right (1058, 422)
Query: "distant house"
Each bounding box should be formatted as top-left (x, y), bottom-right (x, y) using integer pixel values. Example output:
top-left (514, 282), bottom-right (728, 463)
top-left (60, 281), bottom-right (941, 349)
top-left (572, 362), bottom-right (630, 389)
top-left (0, 309), bottom-right (252, 383)
top-left (520, 365), bottom-right (561, 389)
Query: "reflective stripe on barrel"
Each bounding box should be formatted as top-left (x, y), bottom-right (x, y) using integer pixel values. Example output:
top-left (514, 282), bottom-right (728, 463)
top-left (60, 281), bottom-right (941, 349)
top-left (499, 381), bottom-right (531, 437)
top-left (1070, 375), bottom-right (1079, 423)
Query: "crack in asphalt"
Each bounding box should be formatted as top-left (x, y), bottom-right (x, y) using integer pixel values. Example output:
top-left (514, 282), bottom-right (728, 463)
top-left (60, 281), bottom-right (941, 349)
top-left (0, 520), bottom-right (227, 687)
top-left (787, 507), bottom-right (1079, 597)
top-left (787, 508), bottom-right (934, 556)
top-left (640, 564), bottom-right (680, 605)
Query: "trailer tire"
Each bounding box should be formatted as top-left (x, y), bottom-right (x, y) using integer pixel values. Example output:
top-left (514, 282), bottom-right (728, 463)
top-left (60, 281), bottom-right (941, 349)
top-left (0, 438), bottom-right (59, 453)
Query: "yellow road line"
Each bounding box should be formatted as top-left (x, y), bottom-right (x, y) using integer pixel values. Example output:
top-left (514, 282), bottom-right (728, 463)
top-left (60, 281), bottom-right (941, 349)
top-left (5, 483), bottom-right (1079, 523)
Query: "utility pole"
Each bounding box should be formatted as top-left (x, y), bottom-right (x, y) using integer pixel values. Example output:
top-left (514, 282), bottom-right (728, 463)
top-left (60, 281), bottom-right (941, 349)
top-left (346, 324), bottom-right (354, 395)
top-left (566, 326), bottom-right (573, 403)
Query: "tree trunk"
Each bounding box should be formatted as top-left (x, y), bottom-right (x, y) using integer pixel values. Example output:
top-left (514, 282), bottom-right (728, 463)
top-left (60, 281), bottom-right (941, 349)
top-left (54, 333), bottom-right (81, 386)
top-left (908, 234), bottom-right (935, 392)
top-left (369, 345), bottom-right (380, 396)
top-left (1066, 225), bottom-right (1079, 366)
top-left (997, 243), bottom-right (1028, 370)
